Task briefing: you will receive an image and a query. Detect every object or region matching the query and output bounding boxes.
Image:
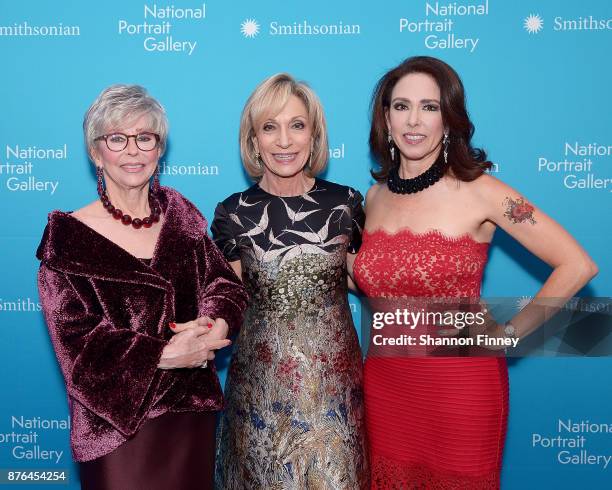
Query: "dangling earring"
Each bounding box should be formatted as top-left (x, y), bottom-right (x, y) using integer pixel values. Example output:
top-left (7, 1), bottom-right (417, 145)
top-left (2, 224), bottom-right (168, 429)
top-left (152, 165), bottom-right (160, 194)
top-left (443, 131), bottom-right (449, 165)
top-left (387, 132), bottom-right (395, 162)
top-left (96, 166), bottom-right (105, 197)
top-left (254, 152), bottom-right (263, 169)
top-left (306, 146), bottom-right (313, 170)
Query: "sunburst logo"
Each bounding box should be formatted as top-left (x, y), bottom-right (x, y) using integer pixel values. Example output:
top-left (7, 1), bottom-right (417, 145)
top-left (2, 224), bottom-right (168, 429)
top-left (241, 19), bottom-right (260, 38)
top-left (516, 296), bottom-right (532, 310)
top-left (524, 14), bottom-right (544, 34)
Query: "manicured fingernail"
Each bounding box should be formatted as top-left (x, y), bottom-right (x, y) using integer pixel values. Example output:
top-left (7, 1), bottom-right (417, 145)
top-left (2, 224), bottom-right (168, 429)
top-left (207, 323), bottom-right (213, 328)
top-left (169, 322), bottom-right (176, 329)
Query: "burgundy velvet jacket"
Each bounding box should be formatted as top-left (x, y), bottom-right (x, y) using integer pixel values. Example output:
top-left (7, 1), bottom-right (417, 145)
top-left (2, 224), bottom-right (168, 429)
top-left (36, 187), bottom-right (248, 462)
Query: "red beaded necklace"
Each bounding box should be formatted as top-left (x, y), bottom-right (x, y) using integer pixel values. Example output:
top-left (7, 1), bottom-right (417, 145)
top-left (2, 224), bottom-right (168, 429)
top-left (97, 180), bottom-right (161, 229)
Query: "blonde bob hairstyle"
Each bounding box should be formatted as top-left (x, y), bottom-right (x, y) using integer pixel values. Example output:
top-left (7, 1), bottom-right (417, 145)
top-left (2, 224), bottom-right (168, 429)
top-left (239, 73), bottom-right (328, 179)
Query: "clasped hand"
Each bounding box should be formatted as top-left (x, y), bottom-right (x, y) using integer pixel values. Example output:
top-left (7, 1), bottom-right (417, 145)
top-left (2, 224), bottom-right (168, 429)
top-left (158, 316), bottom-right (231, 369)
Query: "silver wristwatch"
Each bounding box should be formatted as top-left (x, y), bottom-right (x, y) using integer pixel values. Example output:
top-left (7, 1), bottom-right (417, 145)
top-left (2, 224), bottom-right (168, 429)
top-left (503, 321), bottom-right (517, 339)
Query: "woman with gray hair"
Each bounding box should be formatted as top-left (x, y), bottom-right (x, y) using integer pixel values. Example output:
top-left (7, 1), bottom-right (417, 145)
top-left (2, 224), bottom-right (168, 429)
top-left (213, 74), bottom-right (368, 488)
top-left (36, 84), bottom-right (248, 489)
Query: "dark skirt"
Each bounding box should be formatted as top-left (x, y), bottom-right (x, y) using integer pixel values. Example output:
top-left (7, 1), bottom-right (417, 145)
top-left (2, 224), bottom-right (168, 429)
top-left (79, 411), bottom-right (216, 490)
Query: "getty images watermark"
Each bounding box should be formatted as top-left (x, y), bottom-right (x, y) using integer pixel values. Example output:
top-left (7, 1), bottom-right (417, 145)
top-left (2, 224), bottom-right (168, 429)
top-left (360, 297), bottom-right (612, 358)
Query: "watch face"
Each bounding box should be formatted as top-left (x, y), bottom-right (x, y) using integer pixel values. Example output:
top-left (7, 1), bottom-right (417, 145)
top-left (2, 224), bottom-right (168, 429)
top-left (504, 324), bottom-right (516, 337)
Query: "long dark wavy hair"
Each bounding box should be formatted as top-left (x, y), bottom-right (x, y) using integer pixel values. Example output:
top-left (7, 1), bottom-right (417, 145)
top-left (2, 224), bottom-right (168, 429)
top-left (370, 56), bottom-right (491, 182)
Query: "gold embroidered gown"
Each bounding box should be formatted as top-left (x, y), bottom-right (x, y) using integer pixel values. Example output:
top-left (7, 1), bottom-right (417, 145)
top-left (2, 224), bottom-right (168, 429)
top-left (212, 179), bottom-right (368, 489)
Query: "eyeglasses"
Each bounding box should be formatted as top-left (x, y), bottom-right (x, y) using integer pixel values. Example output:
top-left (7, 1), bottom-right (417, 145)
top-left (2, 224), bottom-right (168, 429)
top-left (94, 132), bottom-right (160, 152)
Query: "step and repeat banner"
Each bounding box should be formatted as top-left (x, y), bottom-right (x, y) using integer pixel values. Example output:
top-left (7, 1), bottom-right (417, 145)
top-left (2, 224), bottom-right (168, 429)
top-left (1, 1), bottom-right (610, 488)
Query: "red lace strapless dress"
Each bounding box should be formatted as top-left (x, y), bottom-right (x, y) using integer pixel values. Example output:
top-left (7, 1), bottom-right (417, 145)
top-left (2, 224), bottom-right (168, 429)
top-left (354, 228), bottom-right (508, 489)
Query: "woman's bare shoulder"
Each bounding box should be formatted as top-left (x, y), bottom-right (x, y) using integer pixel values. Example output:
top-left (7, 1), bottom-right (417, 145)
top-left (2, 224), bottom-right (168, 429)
top-left (365, 182), bottom-right (385, 200)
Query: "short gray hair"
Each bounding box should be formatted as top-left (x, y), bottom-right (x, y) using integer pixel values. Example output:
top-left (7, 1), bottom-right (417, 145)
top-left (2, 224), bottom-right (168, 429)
top-left (83, 84), bottom-right (168, 158)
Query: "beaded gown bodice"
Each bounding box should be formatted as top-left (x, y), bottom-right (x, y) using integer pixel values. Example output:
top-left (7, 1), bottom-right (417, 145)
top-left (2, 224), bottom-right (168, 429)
top-left (213, 179), bottom-right (369, 489)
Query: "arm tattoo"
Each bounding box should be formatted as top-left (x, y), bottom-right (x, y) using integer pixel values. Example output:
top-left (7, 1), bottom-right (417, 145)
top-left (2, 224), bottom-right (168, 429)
top-left (503, 196), bottom-right (536, 225)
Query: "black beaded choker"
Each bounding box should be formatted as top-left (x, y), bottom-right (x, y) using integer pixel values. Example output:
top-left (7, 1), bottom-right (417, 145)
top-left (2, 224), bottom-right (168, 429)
top-left (387, 158), bottom-right (446, 195)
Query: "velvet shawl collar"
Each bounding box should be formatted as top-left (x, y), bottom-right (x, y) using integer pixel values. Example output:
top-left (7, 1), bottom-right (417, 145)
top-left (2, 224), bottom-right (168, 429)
top-left (36, 187), bottom-right (207, 293)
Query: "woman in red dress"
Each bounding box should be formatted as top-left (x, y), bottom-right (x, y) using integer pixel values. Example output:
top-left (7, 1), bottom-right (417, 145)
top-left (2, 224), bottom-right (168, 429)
top-left (353, 56), bottom-right (597, 488)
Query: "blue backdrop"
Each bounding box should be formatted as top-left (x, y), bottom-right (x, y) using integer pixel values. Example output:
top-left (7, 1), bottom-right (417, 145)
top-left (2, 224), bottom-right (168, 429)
top-left (1, 1), bottom-right (610, 488)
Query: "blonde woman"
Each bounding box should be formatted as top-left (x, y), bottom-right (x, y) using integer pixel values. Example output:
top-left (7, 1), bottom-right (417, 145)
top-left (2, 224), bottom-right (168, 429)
top-left (213, 74), bottom-right (368, 488)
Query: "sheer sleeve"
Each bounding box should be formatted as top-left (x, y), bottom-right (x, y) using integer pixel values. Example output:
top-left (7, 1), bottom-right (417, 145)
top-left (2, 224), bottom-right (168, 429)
top-left (211, 202), bottom-right (241, 262)
top-left (348, 188), bottom-right (365, 254)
